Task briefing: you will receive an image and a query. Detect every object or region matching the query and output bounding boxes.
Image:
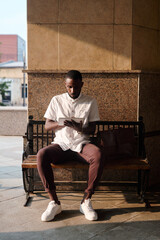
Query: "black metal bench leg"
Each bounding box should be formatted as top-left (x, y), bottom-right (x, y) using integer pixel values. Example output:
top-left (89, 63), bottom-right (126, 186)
top-left (23, 168), bottom-right (34, 207)
top-left (143, 170), bottom-right (151, 208)
top-left (137, 170), bottom-right (141, 196)
top-left (139, 170), bottom-right (151, 208)
top-left (24, 192), bottom-right (32, 207)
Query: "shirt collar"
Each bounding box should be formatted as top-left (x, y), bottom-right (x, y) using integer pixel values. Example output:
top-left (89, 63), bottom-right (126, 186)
top-left (66, 93), bottom-right (82, 103)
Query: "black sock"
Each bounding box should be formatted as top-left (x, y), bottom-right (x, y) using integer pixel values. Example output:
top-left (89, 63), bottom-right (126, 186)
top-left (81, 192), bottom-right (92, 204)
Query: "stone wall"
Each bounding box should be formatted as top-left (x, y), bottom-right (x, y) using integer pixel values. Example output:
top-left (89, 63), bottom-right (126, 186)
top-left (27, 70), bottom-right (160, 188)
top-left (27, 0), bottom-right (160, 71)
top-left (28, 71), bottom-right (138, 121)
top-left (26, 0), bottom-right (160, 189)
top-left (139, 73), bottom-right (160, 186)
top-left (0, 107), bottom-right (27, 136)
top-left (139, 73), bottom-right (160, 132)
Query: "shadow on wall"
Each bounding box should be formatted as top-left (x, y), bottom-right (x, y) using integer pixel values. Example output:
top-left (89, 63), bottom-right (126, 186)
top-left (28, 0), bottom-right (160, 71)
top-left (29, 23), bottom-right (132, 70)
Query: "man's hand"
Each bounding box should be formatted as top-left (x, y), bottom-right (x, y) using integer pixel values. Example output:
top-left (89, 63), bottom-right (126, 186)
top-left (64, 119), bottom-right (83, 133)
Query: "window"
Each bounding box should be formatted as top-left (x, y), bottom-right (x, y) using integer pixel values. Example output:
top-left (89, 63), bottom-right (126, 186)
top-left (2, 91), bottom-right (11, 102)
top-left (22, 84), bottom-right (27, 98)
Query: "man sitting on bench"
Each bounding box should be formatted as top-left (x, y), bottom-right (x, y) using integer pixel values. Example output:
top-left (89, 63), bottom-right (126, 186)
top-left (37, 70), bottom-right (104, 222)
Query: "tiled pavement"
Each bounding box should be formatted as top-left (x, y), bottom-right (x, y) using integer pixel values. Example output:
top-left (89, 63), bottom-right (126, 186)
top-left (0, 136), bottom-right (160, 240)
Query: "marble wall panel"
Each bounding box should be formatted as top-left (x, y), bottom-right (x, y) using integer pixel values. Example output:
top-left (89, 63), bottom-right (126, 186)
top-left (28, 73), bottom-right (66, 119)
top-left (159, 1), bottom-right (160, 30)
top-left (139, 73), bottom-right (160, 132)
top-left (133, 0), bottom-right (159, 30)
top-left (27, 0), bottom-right (160, 72)
top-left (59, 25), bottom-right (113, 70)
top-left (114, 25), bottom-right (132, 70)
top-left (158, 31), bottom-right (160, 69)
top-left (28, 24), bottom-right (58, 70)
top-left (28, 72), bottom-right (138, 121)
top-left (139, 73), bottom-right (160, 187)
top-left (59, 0), bottom-right (114, 24)
top-left (85, 73), bottom-right (138, 121)
top-left (27, 0), bottom-right (58, 23)
top-left (132, 26), bottom-right (159, 70)
top-left (145, 136), bottom-right (160, 186)
top-left (115, 0), bottom-right (132, 24)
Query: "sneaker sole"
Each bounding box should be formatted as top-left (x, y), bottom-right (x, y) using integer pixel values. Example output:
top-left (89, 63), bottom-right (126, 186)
top-left (80, 205), bottom-right (84, 215)
top-left (55, 207), bottom-right (62, 216)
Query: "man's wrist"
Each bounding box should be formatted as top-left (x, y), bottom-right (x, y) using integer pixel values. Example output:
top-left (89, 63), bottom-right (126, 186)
top-left (77, 125), bottom-right (83, 134)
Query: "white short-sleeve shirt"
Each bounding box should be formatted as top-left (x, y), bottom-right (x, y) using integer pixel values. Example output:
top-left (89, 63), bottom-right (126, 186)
top-left (44, 93), bottom-right (100, 152)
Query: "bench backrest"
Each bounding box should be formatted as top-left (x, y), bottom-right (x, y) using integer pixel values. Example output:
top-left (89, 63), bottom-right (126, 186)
top-left (25, 115), bottom-right (146, 158)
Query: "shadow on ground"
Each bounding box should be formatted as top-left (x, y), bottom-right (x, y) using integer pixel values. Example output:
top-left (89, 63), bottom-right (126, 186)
top-left (1, 219), bottom-right (160, 240)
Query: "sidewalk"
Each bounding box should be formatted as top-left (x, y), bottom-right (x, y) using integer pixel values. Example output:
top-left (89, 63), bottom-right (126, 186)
top-left (0, 136), bottom-right (160, 240)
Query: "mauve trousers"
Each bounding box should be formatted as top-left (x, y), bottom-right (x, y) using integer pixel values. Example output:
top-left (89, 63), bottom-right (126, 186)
top-left (37, 143), bottom-right (104, 201)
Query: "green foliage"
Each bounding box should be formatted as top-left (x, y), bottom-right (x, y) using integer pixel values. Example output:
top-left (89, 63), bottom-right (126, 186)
top-left (0, 42), bottom-right (2, 61)
top-left (0, 102), bottom-right (6, 106)
top-left (0, 82), bottom-right (9, 98)
top-left (0, 79), bottom-right (11, 105)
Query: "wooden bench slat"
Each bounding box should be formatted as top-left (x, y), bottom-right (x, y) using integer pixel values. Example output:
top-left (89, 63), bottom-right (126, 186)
top-left (22, 159), bottom-right (89, 169)
top-left (22, 155), bottom-right (150, 170)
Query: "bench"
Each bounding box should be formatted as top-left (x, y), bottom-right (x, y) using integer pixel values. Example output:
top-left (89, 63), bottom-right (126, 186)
top-left (22, 115), bottom-right (150, 207)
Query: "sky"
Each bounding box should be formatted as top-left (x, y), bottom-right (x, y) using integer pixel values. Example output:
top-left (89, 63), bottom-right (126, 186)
top-left (0, 0), bottom-right (27, 43)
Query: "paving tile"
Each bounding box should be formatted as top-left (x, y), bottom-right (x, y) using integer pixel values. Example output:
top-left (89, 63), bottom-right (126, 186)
top-left (126, 208), bottom-right (160, 238)
top-left (0, 196), bottom-right (37, 232)
top-left (7, 170), bottom-right (23, 178)
top-left (41, 225), bottom-right (95, 240)
top-left (0, 225), bottom-right (94, 240)
top-left (0, 177), bottom-right (23, 190)
top-left (89, 221), bottom-right (159, 240)
top-left (1, 136), bottom-right (160, 240)
top-left (0, 169), bottom-right (22, 178)
top-left (0, 187), bottom-right (24, 201)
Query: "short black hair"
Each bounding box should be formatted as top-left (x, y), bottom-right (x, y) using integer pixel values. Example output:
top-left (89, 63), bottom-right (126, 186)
top-left (65, 70), bottom-right (82, 82)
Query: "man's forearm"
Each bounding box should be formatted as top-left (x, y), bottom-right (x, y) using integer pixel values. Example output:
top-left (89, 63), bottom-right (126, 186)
top-left (81, 122), bottom-right (96, 135)
top-left (64, 120), bottom-right (96, 135)
top-left (45, 119), bottom-right (63, 131)
top-left (45, 119), bottom-right (96, 135)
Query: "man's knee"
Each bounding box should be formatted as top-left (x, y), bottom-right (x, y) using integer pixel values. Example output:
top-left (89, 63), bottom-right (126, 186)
top-left (37, 148), bottom-right (48, 167)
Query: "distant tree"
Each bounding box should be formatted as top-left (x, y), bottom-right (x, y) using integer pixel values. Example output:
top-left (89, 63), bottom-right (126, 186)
top-left (0, 42), bottom-right (2, 62)
top-left (0, 79), bottom-right (11, 106)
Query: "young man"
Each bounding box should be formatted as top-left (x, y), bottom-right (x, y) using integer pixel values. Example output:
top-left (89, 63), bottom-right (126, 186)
top-left (37, 70), bottom-right (103, 222)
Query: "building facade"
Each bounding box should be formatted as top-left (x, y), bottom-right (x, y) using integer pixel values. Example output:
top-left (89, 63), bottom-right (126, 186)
top-left (0, 35), bottom-right (26, 63)
top-left (0, 61), bottom-right (28, 106)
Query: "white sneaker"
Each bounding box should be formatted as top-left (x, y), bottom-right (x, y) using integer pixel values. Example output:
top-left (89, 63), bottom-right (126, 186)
top-left (80, 199), bottom-right (98, 221)
top-left (41, 201), bottom-right (62, 222)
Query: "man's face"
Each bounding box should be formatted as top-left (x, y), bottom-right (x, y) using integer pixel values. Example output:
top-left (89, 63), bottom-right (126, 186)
top-left (65, 78), bottom-right (83, 99)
